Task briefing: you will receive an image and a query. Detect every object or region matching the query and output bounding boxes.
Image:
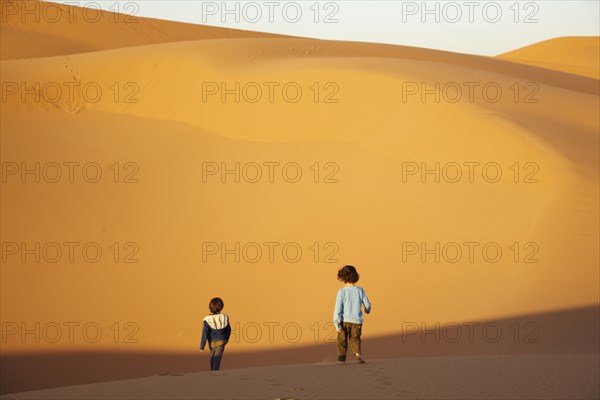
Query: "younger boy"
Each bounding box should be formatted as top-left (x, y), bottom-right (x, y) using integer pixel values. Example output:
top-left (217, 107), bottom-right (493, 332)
top-left (333, 265), bottom-right (371, 364)
top-left (200, 297), bottom-right (231, 371)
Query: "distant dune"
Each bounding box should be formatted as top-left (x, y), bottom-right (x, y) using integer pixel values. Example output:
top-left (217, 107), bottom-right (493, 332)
top-left (498, 36), bottom-right (600, 79)
top-left (1, 1), bottom-right (598, 398)
top-left (0, 0), bottom-right (288, 60)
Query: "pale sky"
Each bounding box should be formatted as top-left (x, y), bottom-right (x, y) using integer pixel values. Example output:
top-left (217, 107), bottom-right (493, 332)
top-left (49, 0), bottom-right (599, 55)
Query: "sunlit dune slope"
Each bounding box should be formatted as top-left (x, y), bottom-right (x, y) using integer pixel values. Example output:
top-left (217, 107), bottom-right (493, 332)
top-left (2, 32), bottom-right (598, 354)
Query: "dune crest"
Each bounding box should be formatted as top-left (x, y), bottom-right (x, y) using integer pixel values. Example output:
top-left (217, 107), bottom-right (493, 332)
top-left (0, 0), bottom-right (288, 60)
top-left (498, 36), bottom-right (600, 79)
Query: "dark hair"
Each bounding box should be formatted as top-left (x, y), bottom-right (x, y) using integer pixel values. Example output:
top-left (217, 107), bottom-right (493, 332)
top-left (208, 297), bottom-right (224, 314)
top-left (337, 265), bottom-right (359, 284)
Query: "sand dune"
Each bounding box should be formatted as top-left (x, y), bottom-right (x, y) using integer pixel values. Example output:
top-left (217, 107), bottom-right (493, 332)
top-left (498, 36), bottom-right (600, 79)
top-left (0, 0), bottom-right (286, 60)
top-left (3, 355), bottom-right (599, 400)
top-left (3, 44), bottom-right (598, 352)
top-left (2, 307), bottom-right (597, 394)
top-left (1, 0), bottom-right (598, 398)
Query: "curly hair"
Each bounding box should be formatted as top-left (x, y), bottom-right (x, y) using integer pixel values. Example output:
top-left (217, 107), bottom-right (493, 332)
top-left (337, 265), bottom-right (359, 284)
top-left (208, 297), bottom-right (224, 314)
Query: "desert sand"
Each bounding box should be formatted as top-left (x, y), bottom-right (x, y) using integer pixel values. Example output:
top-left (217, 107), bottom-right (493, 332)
top-left (1, 0), bottom-right (599, 398)
top-left (3, 355), bottom-right (599, 400)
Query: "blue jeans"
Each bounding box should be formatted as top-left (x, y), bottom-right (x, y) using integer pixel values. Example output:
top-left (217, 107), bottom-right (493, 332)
top-left (210, 345), bottom-right (225, 370)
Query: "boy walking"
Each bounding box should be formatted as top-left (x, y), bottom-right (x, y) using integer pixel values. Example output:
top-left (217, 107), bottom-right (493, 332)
top-left (333, 265), bottom-right (371, 364)
top-left (200, 297), bottom-right (231, 371)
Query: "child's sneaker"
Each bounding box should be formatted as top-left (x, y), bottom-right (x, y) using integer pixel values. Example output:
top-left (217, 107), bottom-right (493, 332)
top-left (354, 354), bottom-right (365, 363)
top-left (336, 360), bottom-right (346, 365)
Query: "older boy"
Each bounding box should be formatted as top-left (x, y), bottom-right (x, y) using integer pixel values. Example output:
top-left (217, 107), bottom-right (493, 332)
top-left (333, 265), bottom-right (371, 364)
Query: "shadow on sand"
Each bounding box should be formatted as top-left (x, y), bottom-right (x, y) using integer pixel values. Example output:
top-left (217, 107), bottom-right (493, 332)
top-left (2, 305), bottom-right (598, 394)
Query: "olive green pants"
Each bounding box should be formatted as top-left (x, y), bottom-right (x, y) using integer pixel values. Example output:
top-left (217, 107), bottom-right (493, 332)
top-left (337, 322), bottom-right (362, 361)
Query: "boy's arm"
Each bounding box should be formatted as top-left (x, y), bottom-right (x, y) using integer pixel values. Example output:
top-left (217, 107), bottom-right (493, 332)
top-left (362, 289), bottom-right (372, 314)
top-left (333, 290), bottom-right (343, 330)
top-left (224, 320), bottom-right (232, 343)
top-left (200, 320), bottom-right (209, 350)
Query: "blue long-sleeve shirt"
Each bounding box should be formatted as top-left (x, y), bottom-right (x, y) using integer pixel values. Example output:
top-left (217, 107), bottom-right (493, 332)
top-left (200, 313), bottom-right (231, 350)
top-left (333, 286), bottom-right (371, 330)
